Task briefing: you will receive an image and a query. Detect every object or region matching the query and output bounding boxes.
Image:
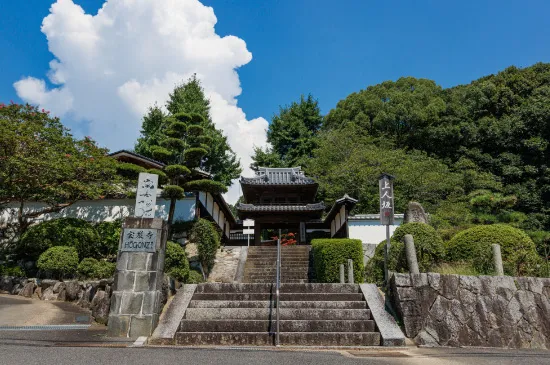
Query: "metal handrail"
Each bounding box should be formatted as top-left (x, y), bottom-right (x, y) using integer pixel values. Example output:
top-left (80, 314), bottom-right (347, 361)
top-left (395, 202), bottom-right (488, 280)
top-left (275, 228), bottom-right (281, 346)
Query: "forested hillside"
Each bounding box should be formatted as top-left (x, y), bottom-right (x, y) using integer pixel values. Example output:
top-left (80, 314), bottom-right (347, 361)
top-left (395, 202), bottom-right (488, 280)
top-left (253, 63), bottom-right (550, 238)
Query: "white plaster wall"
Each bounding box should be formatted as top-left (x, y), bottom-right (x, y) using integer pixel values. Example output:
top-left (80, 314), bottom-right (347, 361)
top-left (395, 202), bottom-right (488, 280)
top-left (0, 197), bottom-right (196, 226)
top-left (348, 218), bottom-right (403, 244)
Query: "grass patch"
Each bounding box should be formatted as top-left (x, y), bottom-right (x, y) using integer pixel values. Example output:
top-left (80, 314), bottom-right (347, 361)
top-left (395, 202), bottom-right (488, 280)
top-left (432, 262), bottom-right (480, 276)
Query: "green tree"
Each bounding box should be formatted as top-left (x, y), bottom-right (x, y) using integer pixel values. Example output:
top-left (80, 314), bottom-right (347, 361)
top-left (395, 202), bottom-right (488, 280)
top-left (135, 75), bottom-right (241, 186)
top-left (252, 94), bottom-right (323, 169)
top-left (0, 103), bottom-right (120, 236)
top-left (146, 111), bottom-right (227, 229)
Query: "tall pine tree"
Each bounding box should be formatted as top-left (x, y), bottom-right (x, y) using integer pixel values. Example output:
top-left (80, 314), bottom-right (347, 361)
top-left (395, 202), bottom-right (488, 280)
top-left (135, 75), bottom-right (241, 186)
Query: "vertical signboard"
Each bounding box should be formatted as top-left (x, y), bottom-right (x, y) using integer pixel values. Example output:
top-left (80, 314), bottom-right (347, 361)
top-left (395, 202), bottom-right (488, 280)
top-left (379, 173), bottom-right (395, 225)
top-left (135, 173), bottom-right (158, 218)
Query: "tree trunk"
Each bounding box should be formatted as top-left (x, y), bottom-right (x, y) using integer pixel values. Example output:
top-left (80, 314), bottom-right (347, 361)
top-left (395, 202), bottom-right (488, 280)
top-left (168, 197), bottom-right (177, 239)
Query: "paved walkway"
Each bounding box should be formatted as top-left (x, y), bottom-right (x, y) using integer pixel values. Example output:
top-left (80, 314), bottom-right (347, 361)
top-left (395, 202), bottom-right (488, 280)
top-left (0, 294), bottom-right (92, 326)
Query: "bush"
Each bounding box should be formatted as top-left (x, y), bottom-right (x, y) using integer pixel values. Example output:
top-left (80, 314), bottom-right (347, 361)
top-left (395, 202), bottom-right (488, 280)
top-left (0, 265), bottom-right (25, 277)
top-left (77, 258), bottom-right (99, 278)
top-left (77, 258), bottom-right (115, 279)
top-left (165, 241), bottom-right (189, 282)
top-left (185, 180), bottom-right (228, 194)
top-left (365, 223), bottom-right (445, 285)
top-left (37, 246), bottom-right (79, 278)
top-left (446, 224), bottom-right (540, 276)
top-left (116, 162), bottom-right (147, 179)
top-left (190, 219), bottom-right (220, 273)
top-left (311, 238), bottom-right (364, 283)
top-left (94, 220), bottom-right (122, 259)
top-left (186, 270), bottom-right (204, 283)
top-left (19, 218), bottom-right (100, 261)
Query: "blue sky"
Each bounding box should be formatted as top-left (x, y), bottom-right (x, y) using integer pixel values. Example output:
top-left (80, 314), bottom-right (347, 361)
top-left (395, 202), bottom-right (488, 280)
top-left (2, 1), bottom-right (550, 121)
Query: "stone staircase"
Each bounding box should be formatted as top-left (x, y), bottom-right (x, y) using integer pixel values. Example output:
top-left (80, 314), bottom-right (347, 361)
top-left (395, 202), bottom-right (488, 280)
top-left (243, 246), bottom-right (311, 283)
top-left (175, 283), bottom-right (381, 346)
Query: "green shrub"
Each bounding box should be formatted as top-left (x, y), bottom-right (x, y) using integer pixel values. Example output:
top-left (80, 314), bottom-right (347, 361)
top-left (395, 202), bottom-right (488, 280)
top-left (37, 246), bottom-right (79, 278)
top-left (311, 238), bottom-right (364, 283)
top-left (165, 241), bottom-right (190, 282)
top-left (77, 258), bottom-right (115, 279)
top-left (116, 162), bottom-right (147, 179)
top-left (190, 219), bottom-right (220, 273)
top-left (94, 220), bottom-right (121, 258)
top-left (77, 258), bottom-right (99, 278)
top-left (19, 218), bottom-right (100, 261)
top-left (365, 223), bottom-right (445, 285)
top-left (0, 265), bottom-right (25, 277)
top-left (446, 224), bottom-right (540, 276)
top-left (94, 261), bottom-right (116, 279)
top-left (186, 270), bottom-right (204, 283)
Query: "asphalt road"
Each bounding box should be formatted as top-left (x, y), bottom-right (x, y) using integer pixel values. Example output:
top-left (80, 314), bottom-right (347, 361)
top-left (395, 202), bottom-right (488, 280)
top-left (1, 342), bottom-right (550, 365)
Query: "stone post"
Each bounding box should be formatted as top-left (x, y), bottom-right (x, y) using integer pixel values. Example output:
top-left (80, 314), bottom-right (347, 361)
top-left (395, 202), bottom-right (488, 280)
top-left (107, 218), bottom-right (167, 338)
top-left (339, 264), bottom-right (345, 284)
top-left (492, 244), bottom-right (504, 276)
top-left (348, 259), bottom-right (354, 284)
top-left (403, 234), bottom-right (419, 274)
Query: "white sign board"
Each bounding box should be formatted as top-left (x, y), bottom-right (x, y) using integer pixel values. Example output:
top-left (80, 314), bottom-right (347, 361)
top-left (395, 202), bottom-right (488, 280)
top-left (121, 229), bottom-right (157, 252)
top-left (135, 173), bottom-right (158, 218)
top-left (243, 228), bottom-right (254, 235)
top-left (243, 219), bottom-right (255, 227)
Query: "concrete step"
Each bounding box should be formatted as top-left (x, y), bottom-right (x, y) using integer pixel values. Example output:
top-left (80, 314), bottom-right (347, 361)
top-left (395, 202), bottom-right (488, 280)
top-left (244, 261), bottom-right (310, 266)
top-left (246, 279), bottom-right (309, 284)
top-left (179, 319), bottom-right (376, 332)
top-left (244, 275), bottom-right (309, 280)
top-left (188, 300), bottom-right (368, 309)
top-left (175, 332), bottom-right (380, 346)
top-left (184, 308), bottom-right (371, 320)
top-left (244, 268), bottom-right (309, 273)
top-left (192, 292), bottom-right (365, 301)
top-left (195, 283), bottom-right (361, 293)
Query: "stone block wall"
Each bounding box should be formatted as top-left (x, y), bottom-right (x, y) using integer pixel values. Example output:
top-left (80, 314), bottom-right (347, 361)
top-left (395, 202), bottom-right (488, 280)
top-left (390, 273), bottom-right (550, 349)
top-left (107, 218), bottom-right (167, 338)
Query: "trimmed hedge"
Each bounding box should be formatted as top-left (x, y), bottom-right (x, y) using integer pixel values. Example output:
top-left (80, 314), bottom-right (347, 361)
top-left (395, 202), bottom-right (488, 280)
top-left (190, 219), bottom-right (220, 273)
top-left (186, 270), bottom-right (205, 283)
top-left (77, 258), bottom-right (116, 279)
top-left (185, 179), bottom-right (228, 194)
top-left (18, 218), bottom-right (100, 261)
top-left (165, 241), bottom-right (190, 282)
top-left (365, 223), bottom-right (445, 285)
top-left (446, 224), bottom-right (540, 276)
top-left (311, 238), bottom-right (364, 283)
top-left (37, 246), bottom-right (79, 278)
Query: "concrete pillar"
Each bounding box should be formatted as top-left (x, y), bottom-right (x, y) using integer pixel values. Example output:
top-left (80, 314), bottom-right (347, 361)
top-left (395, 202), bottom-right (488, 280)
top-left (348, 259), bottom-right (354, 284)
top-left (404, 234), bottom-right (419, 274)
top-left (107, 218), bottom-right (167, 338)
top-left (254, 223), bottom-right (261, 246)
top-left (492, 244), bottom-right (504, 276)
top-left (339, 264), bottom-right (345, 284)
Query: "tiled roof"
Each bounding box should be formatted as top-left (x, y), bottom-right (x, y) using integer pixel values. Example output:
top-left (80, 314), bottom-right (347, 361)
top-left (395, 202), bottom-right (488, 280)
top-left (240, 167), bottom-right (316, 185)
top-left (236, 202), bottom-right (325, 212)
top-left (348, 213), bottom-right (405, 220)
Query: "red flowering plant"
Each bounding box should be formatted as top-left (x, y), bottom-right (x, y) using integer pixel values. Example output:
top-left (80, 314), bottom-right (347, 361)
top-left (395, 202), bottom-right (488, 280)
top-left (271, 232), bottom-right (298, 246)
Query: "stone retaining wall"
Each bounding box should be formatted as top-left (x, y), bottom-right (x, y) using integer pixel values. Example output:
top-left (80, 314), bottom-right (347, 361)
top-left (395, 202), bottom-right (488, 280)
top-left (0, 275), bottom-right (171, 325)
top-left (390, 273), bottom-right (550, 349)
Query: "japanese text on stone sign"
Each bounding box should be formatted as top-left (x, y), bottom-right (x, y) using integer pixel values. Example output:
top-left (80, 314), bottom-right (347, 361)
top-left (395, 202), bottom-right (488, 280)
top-left (135, 173), bottom-right (158, 218)
top-left (121, 229), bottom-right (157, 252)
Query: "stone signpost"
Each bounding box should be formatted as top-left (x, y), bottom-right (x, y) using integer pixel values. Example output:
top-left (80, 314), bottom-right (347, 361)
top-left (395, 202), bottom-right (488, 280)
top-left (107, 173), bottom-right (167, 338)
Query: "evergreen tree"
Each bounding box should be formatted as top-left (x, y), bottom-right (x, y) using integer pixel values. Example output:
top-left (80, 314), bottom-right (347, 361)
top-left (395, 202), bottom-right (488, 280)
top-left (136, 75), bottom-right (241, 186)
top-left (251, 94), bottom-right (323, 169)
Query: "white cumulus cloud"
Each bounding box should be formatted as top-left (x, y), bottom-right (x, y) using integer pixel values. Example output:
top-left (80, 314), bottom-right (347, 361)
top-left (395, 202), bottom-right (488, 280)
top-left (13, 0), bottom-right (268, 204)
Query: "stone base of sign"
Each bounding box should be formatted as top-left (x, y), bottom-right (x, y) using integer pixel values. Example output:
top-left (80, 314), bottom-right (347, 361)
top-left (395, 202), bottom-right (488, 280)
top-left (107, 218), bottom-right (167, 338)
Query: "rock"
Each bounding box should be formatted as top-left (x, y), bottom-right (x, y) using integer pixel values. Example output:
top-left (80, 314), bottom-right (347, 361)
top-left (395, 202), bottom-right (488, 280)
top-left (52, 281), bottom-right (66, 294)
top-left (33, 286), bottom-right (42, 299)
top-left (11, 283), bottom-right (22, 295)
top-left (41, 286), bottom-right (57, 301)
top-left (40, 279), bottom-right (58, 291)
top-left (57, 288), bottom-right (67, 301)
top-left (18, 282), bottom-right (35, 298)
top-left (91, 288), bottom-right (111, 325)
top-left (64, 281), bottom-right (81, 301)
top-left (0, 276), bottom-right (14, 293)
top-left (403, 202), bottom-right (428, 224)
top-left (77, 285), bottom-right (95, 309)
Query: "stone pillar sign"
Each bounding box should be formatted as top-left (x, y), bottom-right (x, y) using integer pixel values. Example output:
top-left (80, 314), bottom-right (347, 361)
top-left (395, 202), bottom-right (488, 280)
top-left (107, 218), bottom-right (167, 338)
